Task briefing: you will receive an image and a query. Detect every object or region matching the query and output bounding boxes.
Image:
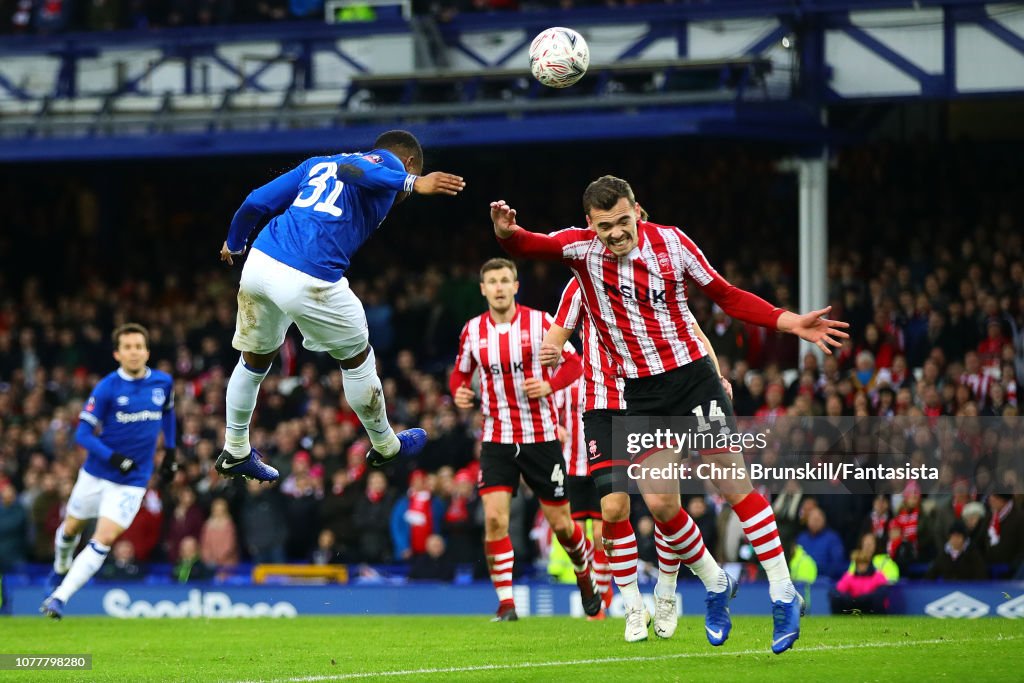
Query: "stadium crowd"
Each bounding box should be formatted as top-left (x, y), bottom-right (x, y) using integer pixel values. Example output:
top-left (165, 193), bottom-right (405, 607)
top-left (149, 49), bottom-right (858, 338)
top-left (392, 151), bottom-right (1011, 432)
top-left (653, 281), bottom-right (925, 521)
top-left (0, 141), bottom-right (1022, 591)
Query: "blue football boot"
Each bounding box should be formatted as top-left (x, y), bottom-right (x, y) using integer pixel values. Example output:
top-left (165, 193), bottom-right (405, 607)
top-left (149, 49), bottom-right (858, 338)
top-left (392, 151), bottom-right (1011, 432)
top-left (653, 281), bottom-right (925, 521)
top-left (366, 428), bottom-right (427, 468)
top-left (215, 448), bottom-right (279, 482)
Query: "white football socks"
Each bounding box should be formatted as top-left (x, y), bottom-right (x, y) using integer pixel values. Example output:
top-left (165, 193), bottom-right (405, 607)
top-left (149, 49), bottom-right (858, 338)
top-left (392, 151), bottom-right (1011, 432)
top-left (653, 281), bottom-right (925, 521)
top-left (52, 540), bottom-right (110, 603)
top-left (342, 348), bottom-right (399, 456)
top-left (53, 523), bottom-right (80, 575)
top-left (224, 357), bottom-right (270, 457)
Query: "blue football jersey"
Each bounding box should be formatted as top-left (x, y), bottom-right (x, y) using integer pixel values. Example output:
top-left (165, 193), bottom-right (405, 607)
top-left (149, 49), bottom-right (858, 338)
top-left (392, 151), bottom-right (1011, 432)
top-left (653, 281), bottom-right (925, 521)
top-left (226, 149), bottom-right (416, 282)
top-left (78, 368), bottom-right (174, 488)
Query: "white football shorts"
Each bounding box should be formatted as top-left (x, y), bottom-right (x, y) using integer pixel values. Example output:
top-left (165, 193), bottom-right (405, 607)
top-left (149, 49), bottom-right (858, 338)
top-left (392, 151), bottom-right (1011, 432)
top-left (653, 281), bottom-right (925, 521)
top-left (66, 469), bottom-right (146, 530)
top-left (232, 248), bottom-right (369, 360)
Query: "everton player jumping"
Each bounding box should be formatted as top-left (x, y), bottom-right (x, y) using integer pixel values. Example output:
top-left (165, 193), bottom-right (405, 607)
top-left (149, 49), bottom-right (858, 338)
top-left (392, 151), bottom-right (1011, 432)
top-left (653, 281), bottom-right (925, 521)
top-left (217, 130), bottom-right (464, 481)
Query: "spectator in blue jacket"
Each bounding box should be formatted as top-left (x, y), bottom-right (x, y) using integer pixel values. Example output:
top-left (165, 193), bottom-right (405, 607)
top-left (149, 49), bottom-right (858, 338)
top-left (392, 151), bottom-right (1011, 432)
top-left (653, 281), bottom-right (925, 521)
top-left (797, 506), bottom-right (848, 580)
top-left (0, 481), bottom-right (28, 573)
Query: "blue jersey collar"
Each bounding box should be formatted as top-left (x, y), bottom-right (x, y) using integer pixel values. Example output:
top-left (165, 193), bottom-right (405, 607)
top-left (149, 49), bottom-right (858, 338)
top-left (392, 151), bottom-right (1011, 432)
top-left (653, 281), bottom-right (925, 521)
top-left (117, 367), bottom-right (152, 382)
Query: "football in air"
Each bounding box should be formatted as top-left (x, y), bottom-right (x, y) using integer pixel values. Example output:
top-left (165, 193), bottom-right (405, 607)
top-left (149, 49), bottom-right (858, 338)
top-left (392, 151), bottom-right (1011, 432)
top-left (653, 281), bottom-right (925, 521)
top-left (529, 27), bottom-right (590, 88)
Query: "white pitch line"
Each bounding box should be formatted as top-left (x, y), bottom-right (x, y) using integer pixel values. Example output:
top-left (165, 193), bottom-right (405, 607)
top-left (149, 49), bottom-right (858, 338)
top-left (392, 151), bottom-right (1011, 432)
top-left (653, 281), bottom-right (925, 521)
top-left (232, 633), bottom-right (1024, 683)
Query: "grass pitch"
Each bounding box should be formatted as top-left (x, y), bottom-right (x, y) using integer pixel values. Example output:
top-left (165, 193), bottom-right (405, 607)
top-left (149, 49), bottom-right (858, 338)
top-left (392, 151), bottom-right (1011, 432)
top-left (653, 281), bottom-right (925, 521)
top-left (2, 615), bottom-right (1022, 682)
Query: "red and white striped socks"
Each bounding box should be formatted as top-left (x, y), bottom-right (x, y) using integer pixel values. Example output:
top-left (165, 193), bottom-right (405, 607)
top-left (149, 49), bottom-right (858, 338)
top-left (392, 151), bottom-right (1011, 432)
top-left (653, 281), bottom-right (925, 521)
top-left (554, 522), bottom-right (590, 573)
top-left (602, 519), bottom-right (642, 608)
top-left (654, 509), bottom-right (726, 593)
top-left (592, 544), bottom-right (611, 602)
top-left (732, 491), bottom-right (794, 601)
top-left (485, 536), bottom-right (515, 608)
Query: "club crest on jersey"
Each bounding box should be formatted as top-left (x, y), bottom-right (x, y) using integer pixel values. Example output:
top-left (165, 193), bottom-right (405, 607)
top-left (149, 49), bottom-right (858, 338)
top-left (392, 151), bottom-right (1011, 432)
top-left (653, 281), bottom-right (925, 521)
top-left (152, 388), bottom-right (165, 406)
top-left (657, 252), bottom-right (672, 272)
top-left (588, 439), bottom-right (601, 460)
top-left (520, 331), bottom-right (531, 345)
top-left (362, 154), bottom-right (383, 164)
top-left (117, 395), bottom-right (129, 406)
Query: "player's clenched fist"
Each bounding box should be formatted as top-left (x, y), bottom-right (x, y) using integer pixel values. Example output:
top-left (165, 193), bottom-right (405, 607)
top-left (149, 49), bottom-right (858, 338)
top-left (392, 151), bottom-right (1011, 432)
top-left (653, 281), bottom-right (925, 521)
top-left (414, 172), bottom-right (465, 196)
top-left (538, 342), bottom-right (561, 367)
top-left (453, 384), bottom-right (476, 409)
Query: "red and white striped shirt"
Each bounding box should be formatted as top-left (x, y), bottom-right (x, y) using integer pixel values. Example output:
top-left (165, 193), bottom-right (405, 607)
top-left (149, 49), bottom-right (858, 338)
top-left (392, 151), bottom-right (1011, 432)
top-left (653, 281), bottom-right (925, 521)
top-left (960, 371), bottom-right (992, 406)
top-left (553, 278), bottom-right (625, 411)
top-left (554, 378), bottom-right (587, 476)
top-left (500, 220), bottom-right (783, 379)
top-left (450, 305), bottom-right (581, 444)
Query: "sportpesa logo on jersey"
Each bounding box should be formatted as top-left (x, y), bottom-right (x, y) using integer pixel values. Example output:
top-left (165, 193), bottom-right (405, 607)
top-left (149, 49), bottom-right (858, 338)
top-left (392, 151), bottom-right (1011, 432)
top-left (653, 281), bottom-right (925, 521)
top-left (603, 282), bottom-right (668, 306)
top-left (115, 410), bottom-right (163, 424)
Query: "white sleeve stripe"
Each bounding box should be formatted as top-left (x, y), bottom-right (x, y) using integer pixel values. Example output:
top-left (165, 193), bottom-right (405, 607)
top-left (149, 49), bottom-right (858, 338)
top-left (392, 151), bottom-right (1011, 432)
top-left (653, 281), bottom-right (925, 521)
top-left (79, 411), bottom-right (99, 426)
top-left (403, 174), bottom-right (417, 193)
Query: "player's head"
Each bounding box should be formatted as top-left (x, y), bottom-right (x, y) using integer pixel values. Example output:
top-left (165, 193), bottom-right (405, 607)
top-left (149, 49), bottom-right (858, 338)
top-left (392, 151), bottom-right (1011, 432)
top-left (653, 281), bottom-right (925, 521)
top-left (479, 258), bottom-right (519, 315)
top-left (375, 129), bottom-right (423, 176)
top-left (583, 175), bottom-right (640, 257)
top-left (112, 323), bottom-right (150, 375)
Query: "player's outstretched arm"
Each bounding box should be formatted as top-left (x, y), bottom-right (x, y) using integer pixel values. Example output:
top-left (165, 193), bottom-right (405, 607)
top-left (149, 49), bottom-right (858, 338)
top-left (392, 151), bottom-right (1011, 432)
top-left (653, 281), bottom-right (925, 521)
top-left (336, 155), bottom-right (465, 196)
top-left (412, 172), bottom-right (465, 196)
top-left (539, 323), bottom-right (572, 367)
top-left (222, 165), bottom-right (307, 263)
top-left (491, 200), bottom-right (564, 259)
top-left (776, 306), bottom-right (850, 356)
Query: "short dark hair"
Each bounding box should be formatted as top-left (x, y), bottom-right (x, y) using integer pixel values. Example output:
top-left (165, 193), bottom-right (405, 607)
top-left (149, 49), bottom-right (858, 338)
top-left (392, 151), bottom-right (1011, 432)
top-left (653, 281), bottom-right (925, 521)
top-left (582, 175), bottom-right (635, 215)
top-left (374, 130), bottom-right (423, 168)
top-left (112, 323), bottom-right (149, 350)
top-left (480, 258), bottom-right (517, 281)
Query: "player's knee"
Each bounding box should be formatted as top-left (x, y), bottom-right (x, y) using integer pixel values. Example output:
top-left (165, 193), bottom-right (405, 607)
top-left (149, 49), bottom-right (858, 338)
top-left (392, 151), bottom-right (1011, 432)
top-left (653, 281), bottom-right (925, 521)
top-left (484, 514), bottom-right (508, 536)
top-left (551, 516), bottom-right (575, 539)
top-left (601, 494), bottom-right (630, 522)
top-left (92, 530), bottom-right (120, 547)
top-left (336, 345), bottom-right (370, 369)
top-left (62, 517), bottom-right (85, 537)
top-left (242, 349), bottom-right (277, 371)
top-left (645, 495), bottom-right (680, 521)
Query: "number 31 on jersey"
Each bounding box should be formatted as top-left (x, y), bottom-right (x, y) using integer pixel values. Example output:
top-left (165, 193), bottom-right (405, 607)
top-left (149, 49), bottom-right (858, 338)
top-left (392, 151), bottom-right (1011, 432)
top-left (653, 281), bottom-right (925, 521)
top-left (293, 162), bottom-right (345, 217)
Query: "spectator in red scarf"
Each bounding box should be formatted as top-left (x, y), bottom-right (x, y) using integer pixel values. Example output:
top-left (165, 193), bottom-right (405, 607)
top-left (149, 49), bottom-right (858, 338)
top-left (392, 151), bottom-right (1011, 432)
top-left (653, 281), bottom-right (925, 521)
top-left (858, 324), bottom-right (895, 370)
top-left (860, 494), bottom-right (892, 550)
top-left (352, 471), bottom-right (394, 563)
top-left (755, 382), bottom-right (787, 420)
top-left (886, 520), bottom-right (916, 574)
top-left (893, 482), bottom-right (925, 547)
top-left (960, 351), bottom-right (992, 407)
top-left (985, 492), bottom-right (1024, 578)
top-left (390, 470), bottom-right (445, 561)
top-left (442, 468), bottom-right (482, 563)
top-left (978, 320), bottom-right (1010, 369)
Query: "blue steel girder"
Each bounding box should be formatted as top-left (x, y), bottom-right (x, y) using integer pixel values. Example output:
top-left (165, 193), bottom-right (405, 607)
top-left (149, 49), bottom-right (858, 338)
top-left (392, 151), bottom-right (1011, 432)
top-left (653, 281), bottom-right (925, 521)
top-left (818, 2), bottom-right (1024, 102)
